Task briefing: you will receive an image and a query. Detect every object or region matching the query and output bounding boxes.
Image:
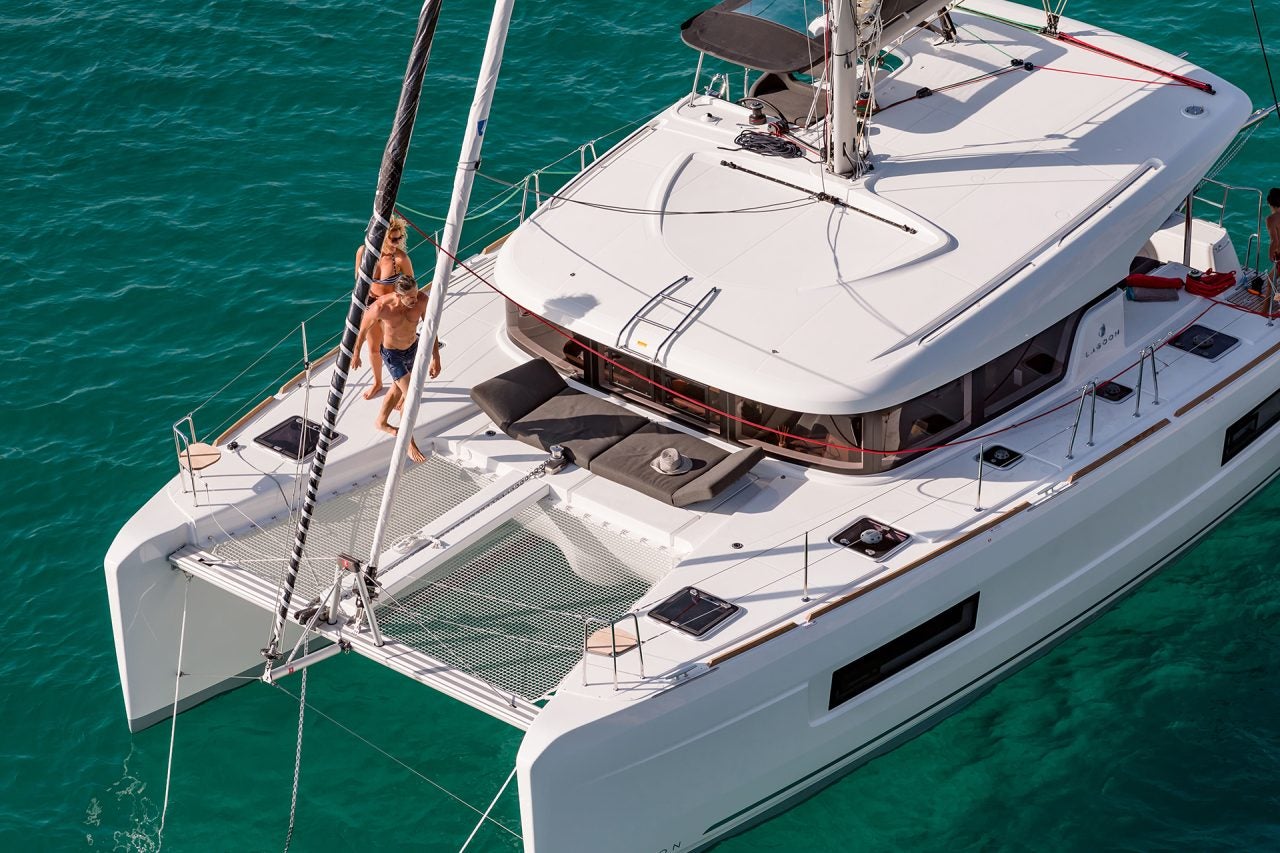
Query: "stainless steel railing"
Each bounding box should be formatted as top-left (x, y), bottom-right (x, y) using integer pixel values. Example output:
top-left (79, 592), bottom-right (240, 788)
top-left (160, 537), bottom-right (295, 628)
top-left (582, 613), bottom-right (646, 691)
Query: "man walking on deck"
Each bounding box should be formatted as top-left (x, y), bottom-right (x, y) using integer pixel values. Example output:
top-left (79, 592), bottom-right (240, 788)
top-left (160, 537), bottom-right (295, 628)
top-left (352, 275), bottom-right (441, 463)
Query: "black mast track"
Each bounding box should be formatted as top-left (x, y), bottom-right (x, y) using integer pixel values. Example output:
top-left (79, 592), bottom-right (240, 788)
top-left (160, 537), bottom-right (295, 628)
top-left (264, 0), bottom-right (444, 663)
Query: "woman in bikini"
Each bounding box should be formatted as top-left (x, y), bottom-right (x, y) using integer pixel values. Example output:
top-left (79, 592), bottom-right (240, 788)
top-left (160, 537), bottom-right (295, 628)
top-left (354, 215), bottom-right (415, 398)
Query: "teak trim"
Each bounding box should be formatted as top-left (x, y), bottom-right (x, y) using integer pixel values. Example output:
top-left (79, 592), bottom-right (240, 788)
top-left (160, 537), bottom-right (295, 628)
top-left (1174, 339), bottom-right (1280, 417)
top-left (804, 502), bottom-right (1032, 623)
top-left (483, 232), bottom-right (512, 254)
top-left (278, 345), bottom-right (342, 395)
top-left (706, 502), bottom-right (1032, 668)
top-left (1068, 418), bottom-right (1169, 484)
top-left (215, 396), bottom-right (275, 446)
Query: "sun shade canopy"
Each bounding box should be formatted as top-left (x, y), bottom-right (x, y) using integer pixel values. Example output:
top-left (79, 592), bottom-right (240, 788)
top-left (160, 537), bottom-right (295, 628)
top-left (680, 0), bottom-right (823, 73)
top-left (680, 0), bottom-right (943, 73)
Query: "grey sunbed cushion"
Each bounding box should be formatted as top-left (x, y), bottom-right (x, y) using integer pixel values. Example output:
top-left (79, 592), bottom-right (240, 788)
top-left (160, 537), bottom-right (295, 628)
top-left (672, 446), bottom-right (765, 507)
top-left (508, 388), bottom-right (649, 467)
top-left (470, 358), bottom-right (567, 431)
top-left (590, 423), bottom-right (733, 505)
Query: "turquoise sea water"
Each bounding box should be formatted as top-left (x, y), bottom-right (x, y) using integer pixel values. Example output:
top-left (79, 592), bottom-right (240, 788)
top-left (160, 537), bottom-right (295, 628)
top-left (4, 0), bottom-right (1279, 850)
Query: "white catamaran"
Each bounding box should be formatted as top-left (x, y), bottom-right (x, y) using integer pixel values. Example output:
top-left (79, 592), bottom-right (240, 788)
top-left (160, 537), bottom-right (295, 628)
top-left (107, 0), bottom-right (1280, 849)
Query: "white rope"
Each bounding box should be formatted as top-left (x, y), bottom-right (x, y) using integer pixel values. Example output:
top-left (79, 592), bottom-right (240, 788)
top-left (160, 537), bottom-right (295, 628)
top-left (158, 574), bottom-right (191, 847)
top-left (457, 765), bottom-right (518, 853)
top-left (282, 637), bottom-right (308, 852)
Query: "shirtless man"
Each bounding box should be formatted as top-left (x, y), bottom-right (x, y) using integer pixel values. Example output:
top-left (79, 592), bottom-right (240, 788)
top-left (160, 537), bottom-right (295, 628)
top-left (352, 276), bottom-right (441, 463)
top-left (1267, 187), bottom-right (1280, 290)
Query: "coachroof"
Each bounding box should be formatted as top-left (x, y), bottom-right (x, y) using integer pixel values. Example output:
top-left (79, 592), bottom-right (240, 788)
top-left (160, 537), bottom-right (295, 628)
top-left (496, 0), bottom-right (1250, 413)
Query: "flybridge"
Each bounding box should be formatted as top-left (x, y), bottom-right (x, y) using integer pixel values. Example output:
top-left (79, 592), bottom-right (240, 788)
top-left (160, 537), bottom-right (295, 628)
top-left (680, 0), bottom-right (968, 176)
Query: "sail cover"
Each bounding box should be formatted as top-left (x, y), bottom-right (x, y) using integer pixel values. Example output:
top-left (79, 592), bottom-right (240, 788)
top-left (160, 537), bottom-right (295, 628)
top-left (680, 0), bottom-right (945, 72)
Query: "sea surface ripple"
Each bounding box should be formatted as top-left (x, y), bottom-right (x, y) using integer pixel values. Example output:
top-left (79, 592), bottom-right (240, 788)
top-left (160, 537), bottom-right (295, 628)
top-left (1, 0), bottom-right (1277, 850)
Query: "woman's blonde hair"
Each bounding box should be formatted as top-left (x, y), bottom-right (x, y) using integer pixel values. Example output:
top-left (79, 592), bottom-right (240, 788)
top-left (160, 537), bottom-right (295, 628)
top-left (382, 214), bottom-right (408, 251)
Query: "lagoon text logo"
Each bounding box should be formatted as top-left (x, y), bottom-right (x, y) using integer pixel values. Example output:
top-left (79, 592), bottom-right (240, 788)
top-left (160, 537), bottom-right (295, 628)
top-left (1083, 322), bottom-right (1120, 359)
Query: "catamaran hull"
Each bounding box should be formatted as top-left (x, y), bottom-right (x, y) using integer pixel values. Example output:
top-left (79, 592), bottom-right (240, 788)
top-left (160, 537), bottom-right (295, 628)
top-left (105, 487), bottom-right (298, 732)
top-left (517, 357), bottom-right (1280, 853)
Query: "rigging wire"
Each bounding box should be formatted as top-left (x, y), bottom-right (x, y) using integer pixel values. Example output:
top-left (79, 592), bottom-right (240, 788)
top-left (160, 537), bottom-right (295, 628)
top-left (1249, 0), bottom-right (1280, 127)
top-left (457, 766), bottom-right (518, 853)
top-left (158, 575), bottom-right (191, 849)
top-left (473, 171), bottom-right (820, 216)
top-left (267, 682), bottom-right (523, 841)
top-left (281, 636), bottom-right (308, 853)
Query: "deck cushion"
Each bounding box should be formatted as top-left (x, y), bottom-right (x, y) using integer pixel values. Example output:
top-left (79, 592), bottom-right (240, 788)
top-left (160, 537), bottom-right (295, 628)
top-left (508, 388), bottom-right (649, 467)
top-left (591, 423), bottom-right (743, 506)
top-left (672, 446), bottom-right (765, 506)
top-left (470, 358), bottom-right (567, 432)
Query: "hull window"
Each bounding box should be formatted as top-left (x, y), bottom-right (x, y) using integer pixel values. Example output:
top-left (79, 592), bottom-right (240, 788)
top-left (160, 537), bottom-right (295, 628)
top-left (828, 592), bottom-right (980, 710)
top-left (1222, 387), bottom-right (1280, 464)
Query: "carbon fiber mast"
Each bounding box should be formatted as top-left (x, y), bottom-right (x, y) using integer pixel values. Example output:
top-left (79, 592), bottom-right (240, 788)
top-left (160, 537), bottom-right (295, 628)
top-left (262, 0), bottom-right (443, 666)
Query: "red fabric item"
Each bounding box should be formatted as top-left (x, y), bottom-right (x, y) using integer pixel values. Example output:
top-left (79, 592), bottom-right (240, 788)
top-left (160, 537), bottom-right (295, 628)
top-left (1124, 273), bottom-right (1184, 289)
top-left (1185, 269), bottom-right (1236, 297)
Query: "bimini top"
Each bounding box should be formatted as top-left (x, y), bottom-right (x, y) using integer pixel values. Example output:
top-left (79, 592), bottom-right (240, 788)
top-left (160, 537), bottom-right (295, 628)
top-left (680, 0), bottom-right (949, 72)
top-left (498, 0), bottom-right (1251, 414)
top-left (680, 0), bottom-right (823, 73)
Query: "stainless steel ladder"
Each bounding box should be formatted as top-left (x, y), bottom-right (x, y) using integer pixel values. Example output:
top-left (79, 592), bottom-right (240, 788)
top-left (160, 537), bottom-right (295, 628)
top-left (616, 275), bottom-right (719, 363)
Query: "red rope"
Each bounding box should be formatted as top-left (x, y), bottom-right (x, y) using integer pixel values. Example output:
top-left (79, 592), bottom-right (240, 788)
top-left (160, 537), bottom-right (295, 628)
top-left (1036, 65), bottom-right (1187, 88)
top-left (1056, 32), bottom-right (1215, 94)
top-left (397, 214), bottom-right (1249, 458)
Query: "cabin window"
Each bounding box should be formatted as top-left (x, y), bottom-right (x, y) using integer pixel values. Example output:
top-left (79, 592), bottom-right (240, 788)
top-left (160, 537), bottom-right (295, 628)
top-left (880, 375), bottom-right (972, 457)
top-left (828, 592), bottom-right (980, 711)
top-left (1222, 388), bottom-right (1280, 464)
top-left (505, 303), bottom-right (586, 380)
top-left (662, 376), bottom-right (724, 434)
top-left (505, 292), bottom-right (1098, 475)
top-left (738, 402), bottom-right (866, 470)
top-left (978, 315), bottom-right (1073, 420)
top-left (601, 348), bottom-right (655, 400)
top-left (601, 349), bottom-right (725, 434)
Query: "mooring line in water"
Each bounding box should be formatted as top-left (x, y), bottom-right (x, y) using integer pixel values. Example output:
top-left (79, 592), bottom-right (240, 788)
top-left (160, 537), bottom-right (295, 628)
top-left (158, 574), bottom-right (191, 848)
top-left (267, 682), bottom-right (522, 840)
top-left (458, 765), bottom-right (518, 853)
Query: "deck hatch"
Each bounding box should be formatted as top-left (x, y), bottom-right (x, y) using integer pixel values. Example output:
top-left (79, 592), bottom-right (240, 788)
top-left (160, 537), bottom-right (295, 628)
top-left (254, 416), bottom-right (327, 461)
top-left (648, 587), bottom-right (739, 637)
top-left (1169, 324), bottom-right (1240, 361)
top-left (830, 517), bottom-right (910, 561)
top-left (979, 445), bottom-right (1022, 469)
top-left (1096, 380), bottom-right (1134, 403)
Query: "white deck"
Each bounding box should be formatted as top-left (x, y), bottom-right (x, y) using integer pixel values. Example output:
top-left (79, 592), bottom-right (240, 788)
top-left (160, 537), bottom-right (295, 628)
top-left (494, 2), bottom-right (1252, 411)
top-left (165, 245), bottom-right (1280, 724)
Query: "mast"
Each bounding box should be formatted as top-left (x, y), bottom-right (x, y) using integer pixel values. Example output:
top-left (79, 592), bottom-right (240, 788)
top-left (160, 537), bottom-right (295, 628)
top-left (362, 0), bottom-right (518, 590)
top-left (262, 0), bottom-right (443, 665)
top-left (828, 0), bottom-right (864, 177)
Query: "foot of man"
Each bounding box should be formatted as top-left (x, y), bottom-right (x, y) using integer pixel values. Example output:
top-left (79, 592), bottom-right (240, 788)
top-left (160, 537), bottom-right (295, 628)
top-left (363, 382), bottom-right (384, 400)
